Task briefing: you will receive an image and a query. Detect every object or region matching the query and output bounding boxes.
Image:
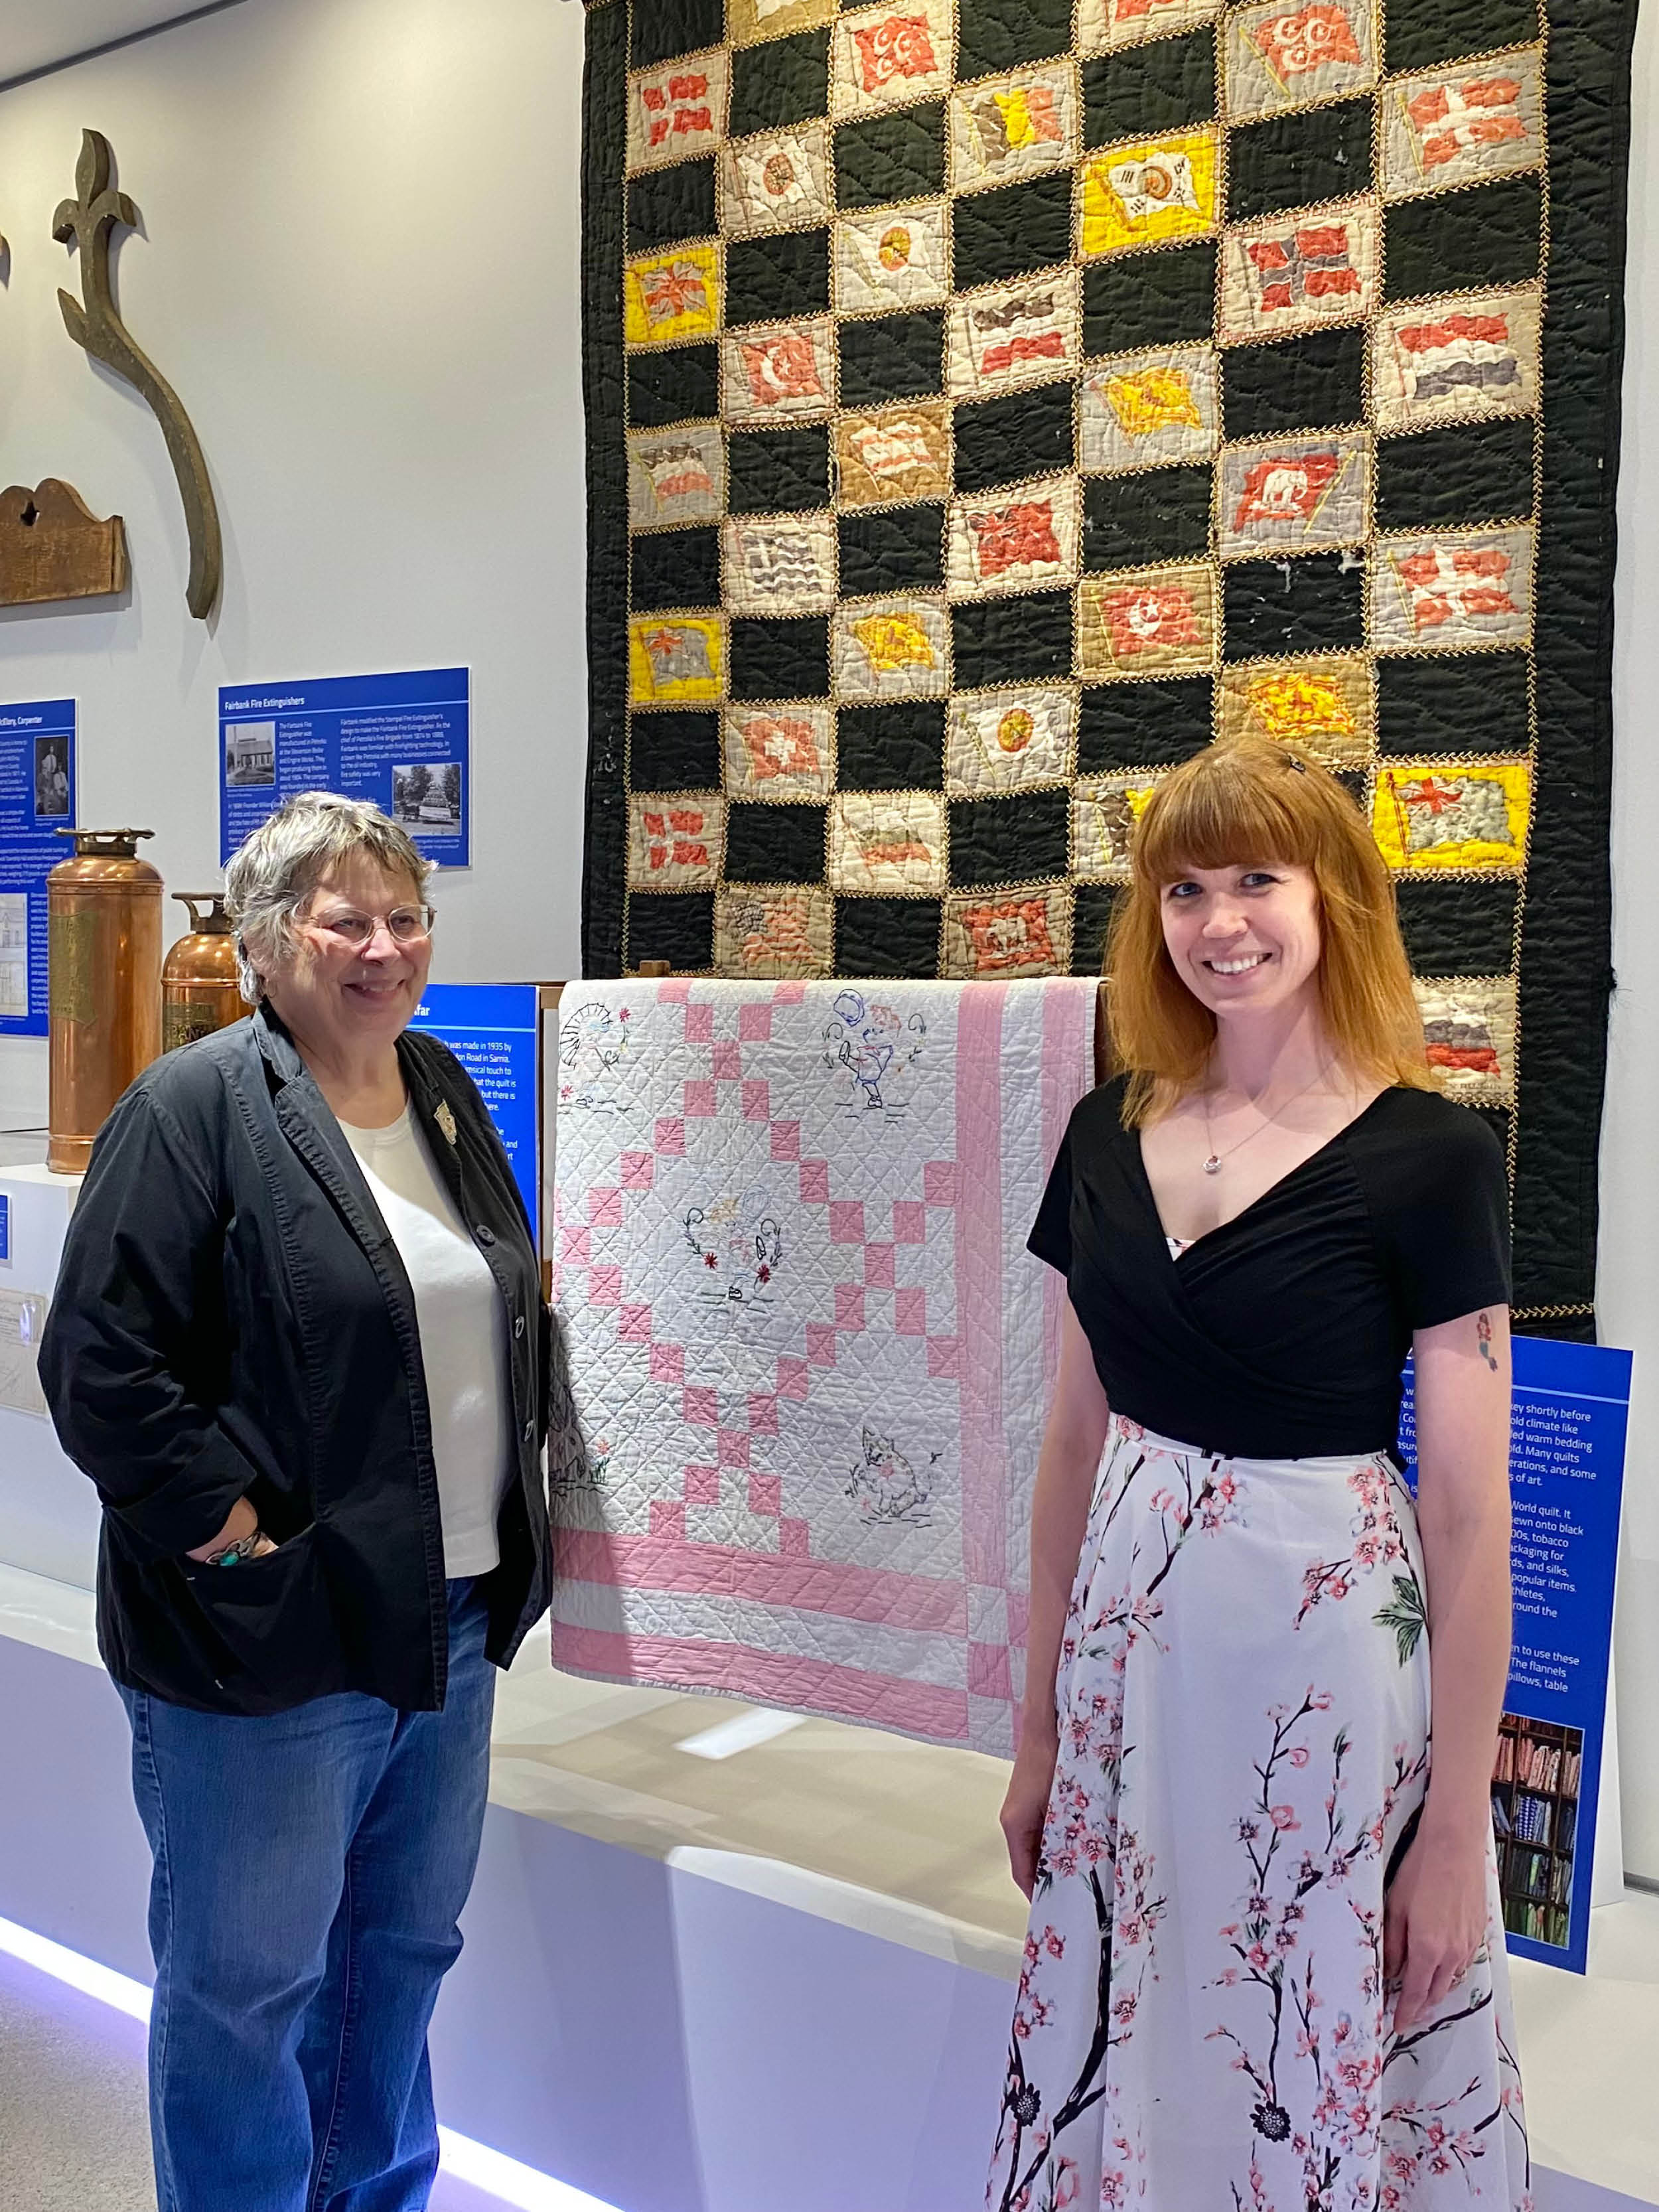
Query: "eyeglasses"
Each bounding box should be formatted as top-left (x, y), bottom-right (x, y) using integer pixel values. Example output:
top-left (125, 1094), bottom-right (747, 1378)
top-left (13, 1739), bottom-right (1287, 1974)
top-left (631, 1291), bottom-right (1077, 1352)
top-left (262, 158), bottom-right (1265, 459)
top-left (305, 904), bottom-right (435, 949)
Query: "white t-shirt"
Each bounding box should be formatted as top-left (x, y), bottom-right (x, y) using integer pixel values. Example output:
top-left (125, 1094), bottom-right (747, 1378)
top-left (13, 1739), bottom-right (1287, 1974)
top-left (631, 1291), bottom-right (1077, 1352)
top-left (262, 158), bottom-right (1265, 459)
top-left (338, 1106), bottom-right (513, 1578)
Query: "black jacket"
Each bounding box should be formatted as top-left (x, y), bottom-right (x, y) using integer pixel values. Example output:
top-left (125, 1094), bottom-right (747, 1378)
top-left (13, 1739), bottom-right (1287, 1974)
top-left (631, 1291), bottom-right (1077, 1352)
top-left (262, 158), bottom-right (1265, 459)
top-left (38, 1004), bottom-right (552, 1716)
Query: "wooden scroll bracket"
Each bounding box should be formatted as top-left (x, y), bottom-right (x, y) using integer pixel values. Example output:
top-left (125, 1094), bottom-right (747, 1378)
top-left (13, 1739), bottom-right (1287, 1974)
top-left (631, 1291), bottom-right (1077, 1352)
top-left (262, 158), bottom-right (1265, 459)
top-left (53, 129), bottom-right (222, 621)
top-left (0, 478), bottom-right (127, 606)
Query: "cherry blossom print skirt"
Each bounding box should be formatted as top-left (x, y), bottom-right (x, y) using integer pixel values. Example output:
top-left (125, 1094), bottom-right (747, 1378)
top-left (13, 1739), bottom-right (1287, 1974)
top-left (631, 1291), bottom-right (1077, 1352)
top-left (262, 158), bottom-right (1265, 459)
top-left (987, 1413), bottom-right (1531, 2212)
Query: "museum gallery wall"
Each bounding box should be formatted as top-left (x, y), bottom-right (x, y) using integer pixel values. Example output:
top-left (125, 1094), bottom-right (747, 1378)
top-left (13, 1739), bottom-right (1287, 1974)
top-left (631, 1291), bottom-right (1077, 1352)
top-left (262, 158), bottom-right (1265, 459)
top-left (579, 0), bottom-right (1636, 1334)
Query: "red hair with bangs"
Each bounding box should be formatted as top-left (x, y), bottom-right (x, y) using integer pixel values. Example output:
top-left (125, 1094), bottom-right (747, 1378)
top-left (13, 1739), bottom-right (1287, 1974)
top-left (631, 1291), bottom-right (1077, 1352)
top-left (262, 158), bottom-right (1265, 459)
top-left (1103, 735), bottom-right (1432, 1124)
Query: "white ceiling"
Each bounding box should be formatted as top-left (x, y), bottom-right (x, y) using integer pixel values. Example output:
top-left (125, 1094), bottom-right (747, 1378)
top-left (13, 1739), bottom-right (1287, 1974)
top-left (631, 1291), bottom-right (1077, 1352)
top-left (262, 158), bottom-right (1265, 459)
top-left (0, 1), bottom-right (228, 87)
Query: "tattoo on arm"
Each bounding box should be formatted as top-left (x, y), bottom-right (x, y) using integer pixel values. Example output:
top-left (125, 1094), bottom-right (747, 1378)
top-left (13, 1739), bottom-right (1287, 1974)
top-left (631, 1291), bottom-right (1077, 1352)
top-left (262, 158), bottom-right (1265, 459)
top-left (1477, 1312), bottom-right (1498, 1373)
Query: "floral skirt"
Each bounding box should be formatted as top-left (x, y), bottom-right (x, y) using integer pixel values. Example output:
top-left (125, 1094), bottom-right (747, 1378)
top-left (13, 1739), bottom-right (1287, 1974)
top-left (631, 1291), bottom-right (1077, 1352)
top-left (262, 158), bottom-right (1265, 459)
top-left (987, 1414), bottom-right (1531, 2212)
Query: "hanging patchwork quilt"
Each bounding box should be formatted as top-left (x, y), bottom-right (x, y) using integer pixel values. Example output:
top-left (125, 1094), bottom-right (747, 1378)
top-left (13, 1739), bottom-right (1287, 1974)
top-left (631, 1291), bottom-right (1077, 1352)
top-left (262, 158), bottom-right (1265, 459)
top-left (548, 976), bottom-right (1097, 1753)
top-left (580, 0), bottom-right (1635, 1331)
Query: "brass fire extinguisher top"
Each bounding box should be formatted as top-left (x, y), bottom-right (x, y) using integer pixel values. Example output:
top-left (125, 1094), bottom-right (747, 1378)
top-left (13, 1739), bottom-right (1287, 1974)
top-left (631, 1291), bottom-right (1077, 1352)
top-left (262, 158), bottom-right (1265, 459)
top-left (47, 827), bottom-right (164, 1173)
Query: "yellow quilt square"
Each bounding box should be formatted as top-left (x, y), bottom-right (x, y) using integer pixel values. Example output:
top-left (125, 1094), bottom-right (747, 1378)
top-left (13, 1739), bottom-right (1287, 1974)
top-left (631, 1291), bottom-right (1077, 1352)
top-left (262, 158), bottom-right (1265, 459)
top-left (1372, 761), bottom-right (1530, 872)
top-left (628, 616), bottom-right (725, 703)
top-left (624, 244), bottom-right (722, 346)
top-left (1081, 129), bottom-right (1219, 259)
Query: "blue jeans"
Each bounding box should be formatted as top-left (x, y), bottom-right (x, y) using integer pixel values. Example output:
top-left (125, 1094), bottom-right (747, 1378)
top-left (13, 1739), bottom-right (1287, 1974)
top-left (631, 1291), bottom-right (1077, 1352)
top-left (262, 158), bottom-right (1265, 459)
top-left (118, 1578), bottom-right (496, 2212)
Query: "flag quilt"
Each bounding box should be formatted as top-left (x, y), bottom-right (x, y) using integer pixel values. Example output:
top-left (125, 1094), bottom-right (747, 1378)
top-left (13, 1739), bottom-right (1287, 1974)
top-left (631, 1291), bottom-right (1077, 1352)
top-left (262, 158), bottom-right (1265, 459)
top-left (549, 976), bottom-right (1097, 1751)
top-left (580, 0), bottom-right (1634, 1332)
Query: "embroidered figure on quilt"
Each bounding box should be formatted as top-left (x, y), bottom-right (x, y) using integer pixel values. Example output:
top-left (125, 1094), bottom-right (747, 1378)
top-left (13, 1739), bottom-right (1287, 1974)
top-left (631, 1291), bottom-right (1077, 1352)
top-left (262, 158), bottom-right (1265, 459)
top-left (552, 1434), bottom-right (612, 1499)
top-left (822, 989), bottom-right (926, 1111)
top-left (845, 1427), bottom-right (938, 1525)
top-left (684, 1190), bottom-right (784, 1305)
top-left (559, 1001), bottom-right (634, 1111)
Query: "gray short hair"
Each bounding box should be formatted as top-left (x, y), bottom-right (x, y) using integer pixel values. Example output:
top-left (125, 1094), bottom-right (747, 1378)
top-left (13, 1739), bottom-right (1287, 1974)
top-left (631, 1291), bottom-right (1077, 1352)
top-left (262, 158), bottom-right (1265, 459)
top-left (224, 792), bottom-right (435, 1002)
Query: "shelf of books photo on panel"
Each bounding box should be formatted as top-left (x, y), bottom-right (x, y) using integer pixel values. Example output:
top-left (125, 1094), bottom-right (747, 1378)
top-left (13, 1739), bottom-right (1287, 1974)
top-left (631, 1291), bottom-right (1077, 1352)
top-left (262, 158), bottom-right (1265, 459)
top-left (1492, 1715), bottom-right (1583, 1953)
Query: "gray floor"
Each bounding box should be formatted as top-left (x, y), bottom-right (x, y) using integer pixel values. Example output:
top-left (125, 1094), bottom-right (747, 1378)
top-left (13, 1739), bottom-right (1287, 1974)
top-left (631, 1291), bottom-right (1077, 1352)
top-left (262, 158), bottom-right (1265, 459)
top-left (0, 1949), bottom-right (506, 2212)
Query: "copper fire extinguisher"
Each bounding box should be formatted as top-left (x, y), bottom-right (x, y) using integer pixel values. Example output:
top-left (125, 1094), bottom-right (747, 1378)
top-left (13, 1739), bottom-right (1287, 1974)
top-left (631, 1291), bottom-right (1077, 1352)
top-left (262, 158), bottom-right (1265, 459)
top-left (163, 893), bottom-right (244, 1054)
top-left (47, 828), bottom-right (163, 1174)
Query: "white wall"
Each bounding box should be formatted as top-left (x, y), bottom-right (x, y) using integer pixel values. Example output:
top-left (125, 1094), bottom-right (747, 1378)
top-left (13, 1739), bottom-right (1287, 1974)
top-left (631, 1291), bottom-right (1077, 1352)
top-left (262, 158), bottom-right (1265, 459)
top-left (1604, 5), bottom-right (1659, 1883)
top-left (0, 0), bottom-right (589, 1128)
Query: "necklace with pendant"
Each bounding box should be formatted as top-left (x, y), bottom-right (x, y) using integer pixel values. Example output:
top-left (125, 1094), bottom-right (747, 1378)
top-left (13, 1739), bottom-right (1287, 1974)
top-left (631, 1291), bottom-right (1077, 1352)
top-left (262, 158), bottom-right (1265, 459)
top-left (1200, 1061), bottom-right (1336, 1175)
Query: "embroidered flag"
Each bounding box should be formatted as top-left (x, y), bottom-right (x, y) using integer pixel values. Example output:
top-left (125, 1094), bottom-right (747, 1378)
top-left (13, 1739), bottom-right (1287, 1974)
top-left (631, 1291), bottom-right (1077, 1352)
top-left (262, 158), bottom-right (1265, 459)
top-left (1247, 222), bottom-right (1363, 313)
top-left (852, 611), bottom-right (938, 674)
top-left (974, 82), bottom-right (1062, 162)
top-left (635, 68), bottom-right (721, 158)
top-left (644, 807), bottom-right (713, 871)
top-left (1407, 76), bottom-right (1528, 170)
top-left (643, 626), bottom-right (716, 687)
top-left (738, 714), bottom-right (823, 782)
top-left (736, 139), bottom-right (814, 214)
top-left (968, 289), bottom-right (1068, 377)
top-left (1105, 364), bottom-right (1203, 436)
top-left (850, 417), bottom-right (938, 480)
top-left (1232, 451), bottom-right (1344, 528)
top-left (640, 258), bottom-right (713, 330)
top-left (860, 832), bottom-right (933, 866)
top-left (736, 896), bottom-right (819, 968)
top-left (1395, 774), bottom-right (1512, 854)
top-left (962, 897), bottom-right (1057, 972)
top-left (853, 13), bottom-right (938, 91)
top-left (1248, 4), bottom-right (1362, 82)
top-left (966, 498), bottom-right (1064, 581)
top-left (641, 441), bottom-right (715, 506)
top-left (1113, 0), bottom-right (1190, 15)
top-left (1099, 581), bottom-right (1205, 658)
top-left (741, 332), bottom-right (826, 407)
top-left (1394, 545), bottom-right (1520, 631)
top-left (1422, 1002), bottom-right (1502, 1076)
top-left (738, 526), bottom-right (829, 600)
top-left (1245, 669), bottom-right (1358, 743)
top-left (1393, 313), bottom-right (1522, 405)
top-left (1107, 147), bottom-right (1200, 221)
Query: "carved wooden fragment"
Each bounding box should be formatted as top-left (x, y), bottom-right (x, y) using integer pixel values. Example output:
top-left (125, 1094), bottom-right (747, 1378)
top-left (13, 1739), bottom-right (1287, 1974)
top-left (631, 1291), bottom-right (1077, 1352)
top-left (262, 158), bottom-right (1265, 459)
top-left (0, 479), bottom-right (128, 606)
top-left (53, 129), bottom-right (221, 619)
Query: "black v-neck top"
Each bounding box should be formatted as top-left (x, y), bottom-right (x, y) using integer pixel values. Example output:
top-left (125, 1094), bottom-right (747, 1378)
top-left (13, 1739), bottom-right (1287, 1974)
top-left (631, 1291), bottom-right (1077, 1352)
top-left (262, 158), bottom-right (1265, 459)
top-left (1031, 1076), bottom-right (1511, 1459)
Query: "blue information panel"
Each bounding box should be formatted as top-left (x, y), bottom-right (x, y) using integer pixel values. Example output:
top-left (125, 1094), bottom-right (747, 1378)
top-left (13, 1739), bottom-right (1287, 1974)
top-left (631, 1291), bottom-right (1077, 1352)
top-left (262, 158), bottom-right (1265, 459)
top-left (0, 699), bottom-right (77, 1039)
top-left (1399, 1336), bottom-right (1631, 1974)
top-left (406, 984), bottom-right (540, 1232)
top-left (0, 1193), bottom-right (9, 1265)
top-left (219, 669), bottom-right (469, 867)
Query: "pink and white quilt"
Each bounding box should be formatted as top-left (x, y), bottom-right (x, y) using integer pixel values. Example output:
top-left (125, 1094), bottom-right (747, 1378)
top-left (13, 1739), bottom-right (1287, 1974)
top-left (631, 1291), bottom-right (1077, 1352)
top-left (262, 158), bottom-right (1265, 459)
top-left (548, 976), bottom-right (1098, 1755)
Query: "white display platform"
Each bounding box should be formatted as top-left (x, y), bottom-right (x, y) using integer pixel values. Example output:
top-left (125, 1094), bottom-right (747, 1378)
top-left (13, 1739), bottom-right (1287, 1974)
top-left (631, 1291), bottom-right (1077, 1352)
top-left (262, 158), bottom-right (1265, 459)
top-left (0, 1164), bottom-right (97, 1591)
top-left (0, 1565), bottom-right (1652, 2212)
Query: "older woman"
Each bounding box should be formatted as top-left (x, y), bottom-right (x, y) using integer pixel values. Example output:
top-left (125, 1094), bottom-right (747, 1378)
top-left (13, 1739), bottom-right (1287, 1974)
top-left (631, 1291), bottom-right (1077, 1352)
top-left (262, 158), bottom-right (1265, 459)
top-left (40, 791), bottom-right (550, 2212)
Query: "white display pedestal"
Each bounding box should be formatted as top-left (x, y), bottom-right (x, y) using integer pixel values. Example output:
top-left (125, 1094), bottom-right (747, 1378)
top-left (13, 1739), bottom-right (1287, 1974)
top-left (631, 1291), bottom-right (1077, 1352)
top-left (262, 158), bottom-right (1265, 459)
top-left (0, 1165), bottom-right (97, 1591)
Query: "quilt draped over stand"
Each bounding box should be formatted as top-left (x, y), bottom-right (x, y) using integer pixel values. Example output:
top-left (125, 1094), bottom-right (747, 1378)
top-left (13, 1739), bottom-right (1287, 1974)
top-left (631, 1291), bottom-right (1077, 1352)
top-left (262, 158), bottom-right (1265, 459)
top-left (549, 976), bottom-right (1097, 1753)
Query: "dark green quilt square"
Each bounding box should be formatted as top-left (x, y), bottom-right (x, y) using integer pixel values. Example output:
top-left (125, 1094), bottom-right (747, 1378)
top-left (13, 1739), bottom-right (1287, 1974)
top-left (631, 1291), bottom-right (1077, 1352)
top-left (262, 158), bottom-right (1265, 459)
top-left (627, 891), bottom-right (714, 971)
top-left (952, 591), bottom-right (1074, 686)
top-left (834, 897), bottom-right (942, 976)
top-left (628, 344), bottom-right (720, 429)
top-left (1376, 653), bottom-right (1532, 758)
top-left (1220, 328), bottom-right (1365, 439)
top-left (725, 802), bottom-right (828, 882)
top-left (627, 160), bottom-right (718, 256)
top-left (630, 526), bottom-right (722, 611)
top-left (1375, 416), bottom-right (1536, 533)
top-left (630, 710), bottom-right (721, 792)
top-left (837, 309), bottom-right (945, 407)
top-left (1084, 246), bottom-right (1216, 356)
top-left (1083, 32), bottom-right (1215, 145)
top-left (630, 0), bottom-right (724, 70)
top-left (1384, 0), bottom-right (1538, 74)
top-left (954, 382), bottom-right (1075, 494)
top-left (956, 0), bottom-right (1072, 77)
top-left (729, 27), bottom-right (831, 135)
top-left (727, 426), bottom-right (830, 512)
top-left (1077, 678), bottom-right (1214, 772)
top-left (1384, 177), bottom-right (1541, 303)
top-left (1072, 884), bottom-right (1123, 975)
top-left (1084, 468), bottom-right (1213, 569)
top-left (837, 506), bottom-right (946, 597)
top-left (725, 228), bottom-right (831, 327)
top-left (952, 175), bottom-right (1076, 291)
top-left (1223, 554), bottom-right (1364, 659)
top-left (1226, 100), bottom-right (1373, 224)
top-left (729, 615), bottom-right (830, 700)
top-left (948, 791), bottom-right (1070, 887)
top-left (836, 703), bottom-right (946, 790)
top-left (1394, 880), bottom-right (1519, 975)
top-left (833, 104), bottom-right (946, 208)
